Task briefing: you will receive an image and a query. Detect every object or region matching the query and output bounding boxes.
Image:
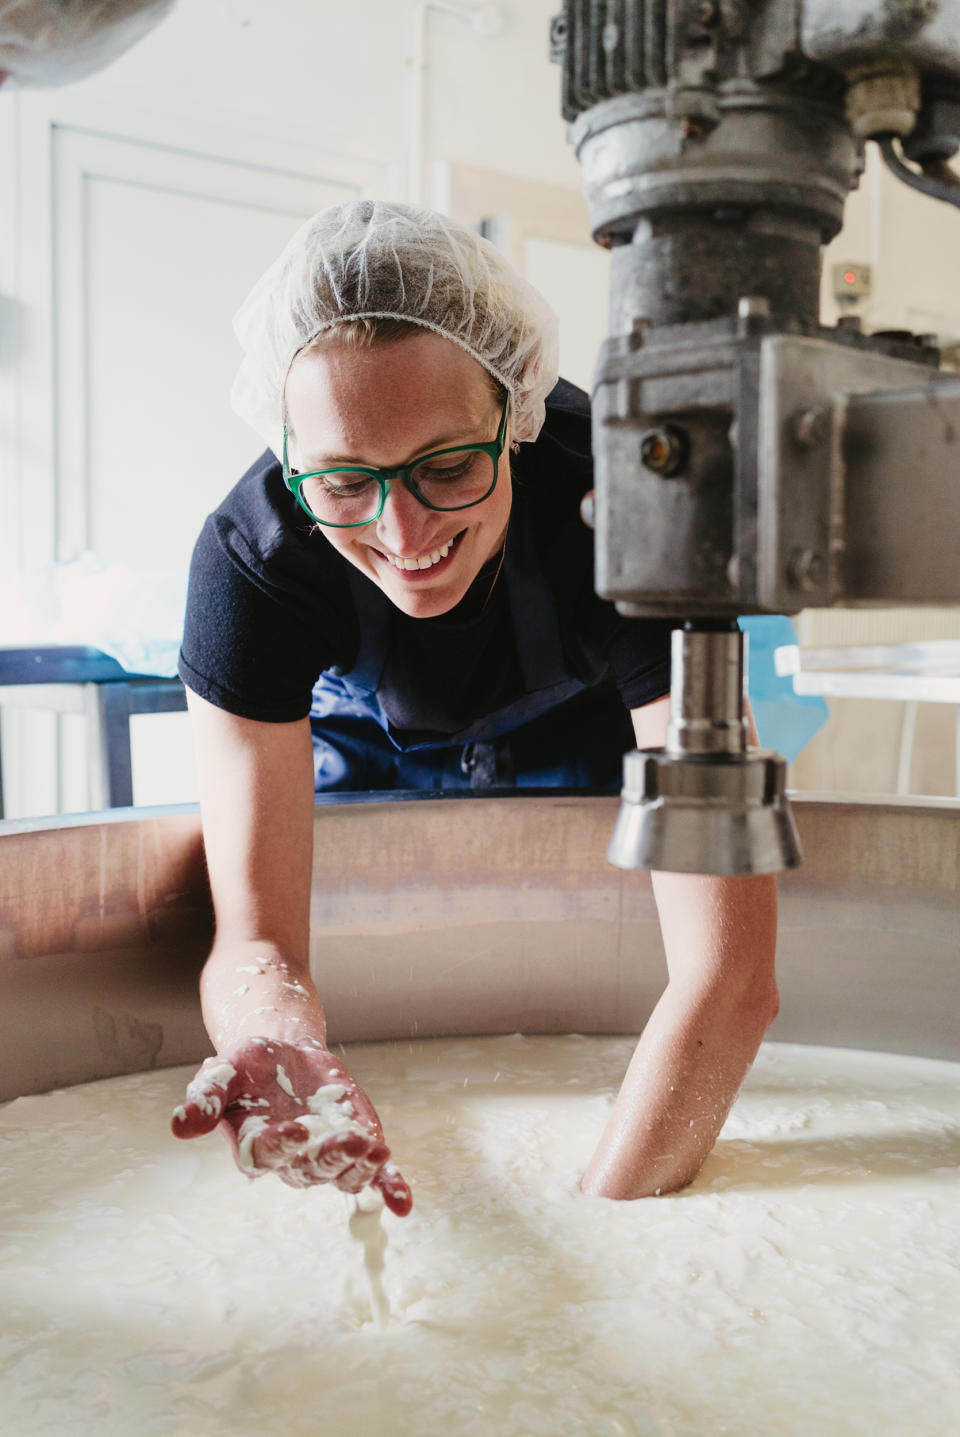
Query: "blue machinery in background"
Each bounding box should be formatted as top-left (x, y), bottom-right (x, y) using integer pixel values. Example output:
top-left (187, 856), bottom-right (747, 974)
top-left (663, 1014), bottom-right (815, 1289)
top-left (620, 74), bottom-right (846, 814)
top-left (739, 617), bottom-right (829, 765)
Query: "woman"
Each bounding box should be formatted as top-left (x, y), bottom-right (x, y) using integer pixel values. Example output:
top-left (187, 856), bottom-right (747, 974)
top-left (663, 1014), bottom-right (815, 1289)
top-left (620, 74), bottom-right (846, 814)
top-left (172, 202), bottom-right (778, 1213)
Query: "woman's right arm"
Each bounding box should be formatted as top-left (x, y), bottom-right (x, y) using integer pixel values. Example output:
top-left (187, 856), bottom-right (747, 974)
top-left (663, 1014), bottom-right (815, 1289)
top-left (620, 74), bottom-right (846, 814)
top-left (172, 690), bottom-right (412, 1214)
top-left (187, 688), bottom-right (317, 1046)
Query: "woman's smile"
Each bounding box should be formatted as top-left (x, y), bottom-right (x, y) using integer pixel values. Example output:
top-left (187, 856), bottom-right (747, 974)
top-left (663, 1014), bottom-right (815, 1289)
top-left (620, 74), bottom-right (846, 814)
top-left (368, 529), bottom-right (465, 577)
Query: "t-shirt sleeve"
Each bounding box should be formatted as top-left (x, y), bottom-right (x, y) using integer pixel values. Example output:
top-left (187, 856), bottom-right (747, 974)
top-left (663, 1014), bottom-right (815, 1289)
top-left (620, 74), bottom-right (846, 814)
top-left (532, 382), bottom-right (674, 714)
top-left (604, 616), bottom-right (673, 710)
top-left (178, 513), bottom-right (329, 722)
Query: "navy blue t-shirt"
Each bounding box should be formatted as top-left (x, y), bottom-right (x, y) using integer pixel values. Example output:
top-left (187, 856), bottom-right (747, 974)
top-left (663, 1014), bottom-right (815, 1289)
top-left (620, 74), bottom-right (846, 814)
top-left (178, 380), bottom-right (672, 738)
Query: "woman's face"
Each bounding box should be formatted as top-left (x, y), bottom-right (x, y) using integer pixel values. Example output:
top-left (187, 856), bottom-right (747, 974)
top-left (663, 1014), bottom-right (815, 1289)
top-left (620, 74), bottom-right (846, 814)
top-left (284, 332), bottom-right (512, 620)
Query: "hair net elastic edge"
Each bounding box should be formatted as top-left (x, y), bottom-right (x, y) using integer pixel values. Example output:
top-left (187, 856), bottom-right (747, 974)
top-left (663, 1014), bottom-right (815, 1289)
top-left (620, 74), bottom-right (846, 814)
top-left (282, 312), bottom-right (517, 414)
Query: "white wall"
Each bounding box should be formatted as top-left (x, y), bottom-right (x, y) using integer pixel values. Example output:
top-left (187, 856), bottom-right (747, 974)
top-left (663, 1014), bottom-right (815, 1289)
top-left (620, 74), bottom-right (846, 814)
top-left (23, 0), bottom-right (579, 197)
top-left (823, 144), bottom-right (960, 339)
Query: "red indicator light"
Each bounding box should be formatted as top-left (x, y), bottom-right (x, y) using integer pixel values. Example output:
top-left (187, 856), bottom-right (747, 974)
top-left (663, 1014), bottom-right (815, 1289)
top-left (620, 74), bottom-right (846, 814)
top-left (844, 271), bottom-right (856, 284)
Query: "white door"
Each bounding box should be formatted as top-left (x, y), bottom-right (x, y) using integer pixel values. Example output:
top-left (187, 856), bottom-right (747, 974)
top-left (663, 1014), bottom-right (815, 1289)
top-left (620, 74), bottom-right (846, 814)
top-left (1, 92), bottom-right (391, 816)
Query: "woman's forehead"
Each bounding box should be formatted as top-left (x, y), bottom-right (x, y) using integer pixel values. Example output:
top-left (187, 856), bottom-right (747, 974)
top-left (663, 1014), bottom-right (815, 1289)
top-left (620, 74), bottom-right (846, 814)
top-left (285, 337), bottom-right (498, 463)
top-left (287, 330), bottom-right (491, 402)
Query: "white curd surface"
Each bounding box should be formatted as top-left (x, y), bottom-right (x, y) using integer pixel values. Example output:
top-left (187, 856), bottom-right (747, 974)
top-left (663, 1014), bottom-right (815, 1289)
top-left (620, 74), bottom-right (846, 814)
top-left (1, 1035), bottom-right (958, 1437)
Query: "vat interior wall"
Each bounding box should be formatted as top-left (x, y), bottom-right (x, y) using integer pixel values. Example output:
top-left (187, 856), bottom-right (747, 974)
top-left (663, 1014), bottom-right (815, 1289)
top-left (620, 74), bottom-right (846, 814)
top-left (1, 795), bottom-right (958, 1102)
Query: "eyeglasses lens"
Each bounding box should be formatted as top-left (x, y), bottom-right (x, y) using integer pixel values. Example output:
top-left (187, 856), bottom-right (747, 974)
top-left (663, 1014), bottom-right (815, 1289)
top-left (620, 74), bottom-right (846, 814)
top-left (299, 449), bottom-right (496, 525)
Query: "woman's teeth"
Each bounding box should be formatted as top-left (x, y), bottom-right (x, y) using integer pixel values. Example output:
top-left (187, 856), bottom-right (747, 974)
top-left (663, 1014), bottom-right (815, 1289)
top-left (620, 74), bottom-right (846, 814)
top-left (384, 538), bottom-right (454, 571)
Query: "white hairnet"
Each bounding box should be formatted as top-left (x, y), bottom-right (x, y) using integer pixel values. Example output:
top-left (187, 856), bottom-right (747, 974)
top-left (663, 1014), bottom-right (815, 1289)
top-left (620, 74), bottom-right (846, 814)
top-left (231, 200), bottom-right (560, 456)
top-left (0, 0), bottom-right (174, 88)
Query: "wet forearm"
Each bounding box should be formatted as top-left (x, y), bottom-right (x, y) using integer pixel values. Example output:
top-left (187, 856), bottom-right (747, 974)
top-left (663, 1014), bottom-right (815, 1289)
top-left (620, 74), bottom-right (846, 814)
top-left (583, 870), bottom-right (779, 1199)
top-left (201, 939), bottom-right (328, 1051)
top-left (581, 976), bottom-right (776, 1197)
top-left (185, 695), bottom-right (320, 1053)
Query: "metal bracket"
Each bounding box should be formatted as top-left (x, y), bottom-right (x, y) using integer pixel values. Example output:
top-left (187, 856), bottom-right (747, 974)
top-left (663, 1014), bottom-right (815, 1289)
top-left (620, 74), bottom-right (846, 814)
top-left (756, 335), bottom-right (951, 610)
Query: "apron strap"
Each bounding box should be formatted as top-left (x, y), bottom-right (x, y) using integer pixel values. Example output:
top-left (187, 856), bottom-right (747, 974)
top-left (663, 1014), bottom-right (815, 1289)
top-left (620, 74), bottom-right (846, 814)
top-left (503, 494), bottom-right (570, 695)
top-left (334, 564), bottom-right (392, 694)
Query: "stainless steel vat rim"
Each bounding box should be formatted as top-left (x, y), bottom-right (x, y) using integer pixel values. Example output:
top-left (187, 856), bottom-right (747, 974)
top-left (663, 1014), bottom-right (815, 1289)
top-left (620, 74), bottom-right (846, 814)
top-left (2, 788), bottom-right (959, 839)
top-left (0, 787), bottom-right (606, 836)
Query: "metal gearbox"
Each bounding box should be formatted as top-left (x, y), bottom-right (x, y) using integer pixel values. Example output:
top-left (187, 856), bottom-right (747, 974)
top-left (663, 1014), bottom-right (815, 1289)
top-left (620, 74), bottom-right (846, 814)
top-left (551, 1), bottom-right (960, 873)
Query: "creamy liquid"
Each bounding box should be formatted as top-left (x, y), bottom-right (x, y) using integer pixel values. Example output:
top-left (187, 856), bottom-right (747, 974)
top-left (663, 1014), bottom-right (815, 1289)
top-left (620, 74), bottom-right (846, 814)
top-left (347, 1197), bottom-right (390, 1331)
top-left (1, 1035), bottom-right (958, 1437)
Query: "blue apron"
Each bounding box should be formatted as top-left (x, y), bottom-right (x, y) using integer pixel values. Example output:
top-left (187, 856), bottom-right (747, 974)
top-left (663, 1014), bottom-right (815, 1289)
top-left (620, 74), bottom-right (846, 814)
top-left (309, 500), bottom-right (635, 792)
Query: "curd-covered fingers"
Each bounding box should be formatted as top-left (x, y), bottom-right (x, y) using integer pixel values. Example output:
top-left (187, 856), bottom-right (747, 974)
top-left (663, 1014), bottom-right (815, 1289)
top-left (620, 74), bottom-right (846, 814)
top-left (171, 1058), bottom-right (238, 1138)
top-left (283, 1131), bottom-right (381, 1188)
top-left (373, 1163), bottom-right (414, 1217)
top-left (332, 1141), bottom-right (392, 1195)
top-left (241, 1118), bottom-right (313, 1174)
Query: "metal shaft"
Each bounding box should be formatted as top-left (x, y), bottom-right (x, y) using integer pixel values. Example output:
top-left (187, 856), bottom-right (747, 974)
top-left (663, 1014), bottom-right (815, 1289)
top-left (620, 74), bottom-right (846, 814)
top-left (608, 623), bottom-right (802, 874)
top-left (666, 626), bottom-right (747, 756)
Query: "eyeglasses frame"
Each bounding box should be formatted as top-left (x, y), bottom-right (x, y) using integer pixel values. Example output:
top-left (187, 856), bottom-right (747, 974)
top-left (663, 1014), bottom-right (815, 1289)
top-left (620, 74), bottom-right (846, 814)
top-left (282, 392), bottom-right (510, 529)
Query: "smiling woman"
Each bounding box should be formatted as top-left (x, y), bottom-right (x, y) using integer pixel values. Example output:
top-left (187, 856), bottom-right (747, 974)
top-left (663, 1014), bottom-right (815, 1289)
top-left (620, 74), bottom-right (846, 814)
top-left (179, 200), bottom-right (673, 791)
top-left (173, 199), bottom-right (779, 1217)
top-left (282, 332), bottom-right (512, 621)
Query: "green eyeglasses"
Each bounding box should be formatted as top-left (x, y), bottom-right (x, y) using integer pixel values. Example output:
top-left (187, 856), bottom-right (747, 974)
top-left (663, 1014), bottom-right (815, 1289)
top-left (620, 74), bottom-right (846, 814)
top-left (282, 393), bottom-right (510, 528)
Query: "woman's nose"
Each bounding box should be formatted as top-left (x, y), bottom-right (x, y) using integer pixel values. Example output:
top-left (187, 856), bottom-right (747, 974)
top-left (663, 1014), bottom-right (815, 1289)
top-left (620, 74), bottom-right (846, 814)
top-left (374, 482), bottom-right (437, 555)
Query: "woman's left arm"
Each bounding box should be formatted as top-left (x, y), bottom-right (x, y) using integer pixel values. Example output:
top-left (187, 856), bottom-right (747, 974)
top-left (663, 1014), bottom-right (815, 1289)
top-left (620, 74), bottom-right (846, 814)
top-left (581, 695), bottom-right (779, 1199)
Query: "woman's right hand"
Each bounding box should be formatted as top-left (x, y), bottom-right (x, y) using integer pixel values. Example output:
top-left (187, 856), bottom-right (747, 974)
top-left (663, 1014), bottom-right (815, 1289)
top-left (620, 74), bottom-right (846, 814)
top-left (171, 1037), bottom-right (413, 1216)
